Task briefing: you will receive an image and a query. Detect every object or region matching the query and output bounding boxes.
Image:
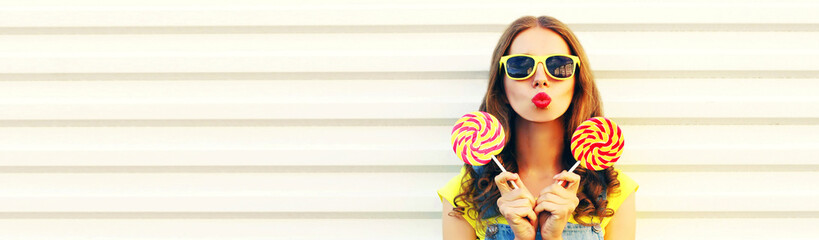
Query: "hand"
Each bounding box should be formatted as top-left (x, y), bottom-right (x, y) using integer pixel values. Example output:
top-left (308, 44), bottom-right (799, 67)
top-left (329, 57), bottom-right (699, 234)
top-left (535, 170), bottom-right (580, 240)
top-left (495, 172), bottom-right (538, 240)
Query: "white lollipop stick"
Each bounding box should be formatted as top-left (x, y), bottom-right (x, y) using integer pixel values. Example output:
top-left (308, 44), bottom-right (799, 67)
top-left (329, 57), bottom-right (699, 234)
top-left (556, 161), bottom-right (581, 186)
top-left (492, 155), bottom-right (519, 189)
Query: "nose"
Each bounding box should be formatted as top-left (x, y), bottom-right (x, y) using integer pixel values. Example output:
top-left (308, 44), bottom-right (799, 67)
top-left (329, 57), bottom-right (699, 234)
top-left (532, 62), bottom-right (550, 88)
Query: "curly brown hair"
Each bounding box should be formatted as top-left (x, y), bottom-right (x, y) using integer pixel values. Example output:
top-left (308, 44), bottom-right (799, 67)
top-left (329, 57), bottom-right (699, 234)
top-left (449, 16), bottom-right (621, 233)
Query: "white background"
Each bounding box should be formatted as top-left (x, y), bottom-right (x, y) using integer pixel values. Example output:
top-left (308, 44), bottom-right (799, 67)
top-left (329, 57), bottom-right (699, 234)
top-left (0, 0), bottom-right (817, 239)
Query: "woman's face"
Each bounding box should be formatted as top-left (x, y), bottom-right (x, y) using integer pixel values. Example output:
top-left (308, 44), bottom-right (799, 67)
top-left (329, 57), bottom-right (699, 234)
top-left (503, 28), bottom-right (575, 123)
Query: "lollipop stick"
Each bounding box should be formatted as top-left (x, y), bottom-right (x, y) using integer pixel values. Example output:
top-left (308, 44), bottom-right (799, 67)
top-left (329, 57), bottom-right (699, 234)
top-left (492, 155), bottom-right (519, 189)
top-left (556, 161), bottom-right (581, 187)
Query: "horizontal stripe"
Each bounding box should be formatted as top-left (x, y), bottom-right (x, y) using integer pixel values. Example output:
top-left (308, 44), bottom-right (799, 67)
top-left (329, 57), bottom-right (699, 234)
top-left (0, 147), bottom-right (815, 167)
top-left (0, 23), bottom-right (817, 35)
top-left (0, 211), bottom-right (816, 219)
top-left (0, 212), bottom-right (440, 219)
top-left (0, 102), bottom-right (813, 119)
top-left (0, 118), bottom-right (816, 127)
top-left (0, 164), bottom-right (812, 173)
top-left (1, 52), bottom-right (816, 73)
top-left (0, 195), bottom-right (814, 212)
top-left (1, 71), bottom-right (817, 81)
top-left (4, 32), bottom-right (816, 53)
top-left (0, 3), bottom-right (816, 27)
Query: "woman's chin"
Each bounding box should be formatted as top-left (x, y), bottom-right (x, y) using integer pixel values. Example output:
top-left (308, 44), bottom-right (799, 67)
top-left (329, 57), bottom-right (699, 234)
top-left (516, 110), bottom-right (562, 123)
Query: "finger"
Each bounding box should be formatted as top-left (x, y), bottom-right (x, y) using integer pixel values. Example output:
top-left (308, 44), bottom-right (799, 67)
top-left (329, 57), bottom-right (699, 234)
top-left (508, 207), bottom-right (536, 224)
top-left (534, 201), bottom-right (560, 219)
top-left (506, 172), bottom-right (531, 192)
top-left (505, 175), bottom-right (535, 204)
top-left (537, 192), bottom-right (573, 206)
top-left (494, 172), bottom-right (517, 194)
top-left (542, 198), bottom-right (577, 212)
top-left (507, 198), bottom-right (536, 209)
top-left (506, 187), bottom-right (537, 208)
top-left (523, 213), bottom-right (539, 228)
top-left (553, 170), bottom-right (582, 192)
top-left (513, 178), bottom-right (535, 201)
top-left (535, 184), bottom-right (553, 205)
top-left (548, 183), bottom-right (575, 199)
top-left (534, 201), bottom-right (570, 220)
top-left (536, 189), bottom-right (550, 205)
top-left (527, 209), bottom-right (538, 227)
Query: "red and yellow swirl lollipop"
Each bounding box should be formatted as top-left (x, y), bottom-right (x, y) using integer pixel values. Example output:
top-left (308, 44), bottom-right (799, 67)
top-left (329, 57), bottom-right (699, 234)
top-left (556, 117), bottom-right (624, 187)
top-left (451, 111), bottom-right (506, 166)
top-left (451, 111), bottom-right (517, 188)
top-left (544, 117), bottom-right (624, 228)
top-left (569, 117), bottom-right (624, 171)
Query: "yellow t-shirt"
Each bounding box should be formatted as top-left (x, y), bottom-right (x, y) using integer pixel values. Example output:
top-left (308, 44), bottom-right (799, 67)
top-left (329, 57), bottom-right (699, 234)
top-left (437, 166), bottom-right (638, 239)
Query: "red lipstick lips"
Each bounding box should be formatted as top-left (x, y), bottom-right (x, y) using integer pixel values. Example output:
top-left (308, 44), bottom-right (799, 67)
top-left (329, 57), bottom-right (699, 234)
top-left (531, 92), bottom-right (551, 109)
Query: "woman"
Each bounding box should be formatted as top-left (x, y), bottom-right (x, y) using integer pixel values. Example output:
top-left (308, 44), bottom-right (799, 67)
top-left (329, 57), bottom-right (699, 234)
top-left (438, 16), bottom-right (638, 240)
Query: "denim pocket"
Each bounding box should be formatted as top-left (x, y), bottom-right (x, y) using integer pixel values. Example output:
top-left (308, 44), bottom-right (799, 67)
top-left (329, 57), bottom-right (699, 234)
top-left (561, 222), bottom-right (604, 240)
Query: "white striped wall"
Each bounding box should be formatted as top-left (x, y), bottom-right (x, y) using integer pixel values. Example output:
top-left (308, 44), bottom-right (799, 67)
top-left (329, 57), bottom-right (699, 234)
top-left (0, 1), bottom-right (817, 239)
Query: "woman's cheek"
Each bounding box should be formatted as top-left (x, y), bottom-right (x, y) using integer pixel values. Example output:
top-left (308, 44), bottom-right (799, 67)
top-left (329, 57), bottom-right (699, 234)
top-left (507, 81), bottom-right (527, 101)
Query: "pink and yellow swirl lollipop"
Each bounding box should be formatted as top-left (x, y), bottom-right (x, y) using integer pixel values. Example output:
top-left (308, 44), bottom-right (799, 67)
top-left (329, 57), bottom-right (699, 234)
top-left (542, 117), bottom-right (624, 227)
top-left (569, 117), bottom-right (624, 171)
top-left (556, 117), bottom-right (624, 187)
top-left (451, 111), bottom-right (506, 166)
top-left (451, 111), bottom-right (517, 188)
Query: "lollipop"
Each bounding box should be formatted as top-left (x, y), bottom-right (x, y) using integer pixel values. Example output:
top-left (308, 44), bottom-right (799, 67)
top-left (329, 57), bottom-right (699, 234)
top-left (570, 117), bottom-right (624, 170)
top-left (451, 111), bottom-right (505, 166)
top-left (560, 117), bottom-right (624, 185)
top-left (543, 117), bottom-right (624, 228)
top-left (451, 111), bottom-right (517, 188)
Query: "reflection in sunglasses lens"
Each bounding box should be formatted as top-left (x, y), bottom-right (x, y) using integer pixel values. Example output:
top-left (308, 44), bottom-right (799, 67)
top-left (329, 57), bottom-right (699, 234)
top-left (546, 56), bottom-right (574, 78)
top-left (507, 56), bottom-right (535, 78)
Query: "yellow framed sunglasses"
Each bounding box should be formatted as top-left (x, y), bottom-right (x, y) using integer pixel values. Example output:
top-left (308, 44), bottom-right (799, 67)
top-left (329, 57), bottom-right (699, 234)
top-left (499, 54), bottom-right (581, 80)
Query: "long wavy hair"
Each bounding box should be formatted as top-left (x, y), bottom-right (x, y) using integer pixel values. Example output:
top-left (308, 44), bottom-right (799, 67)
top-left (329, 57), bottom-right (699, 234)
top-left (449, 16), bottom-right (621, 233)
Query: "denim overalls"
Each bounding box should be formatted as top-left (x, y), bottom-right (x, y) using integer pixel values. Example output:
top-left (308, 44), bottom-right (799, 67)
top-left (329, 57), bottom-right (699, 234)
top-left (474, 165), bottom-right (606, 240)
top-left (484, 222), bottom-right (604, 240)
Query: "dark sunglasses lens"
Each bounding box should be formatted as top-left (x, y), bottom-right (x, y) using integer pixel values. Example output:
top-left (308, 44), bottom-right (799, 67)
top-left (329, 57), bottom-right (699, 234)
top-left (545, 56), bottom-right (575, 78)
top-left (505, 56), bottom-right (535, 78)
